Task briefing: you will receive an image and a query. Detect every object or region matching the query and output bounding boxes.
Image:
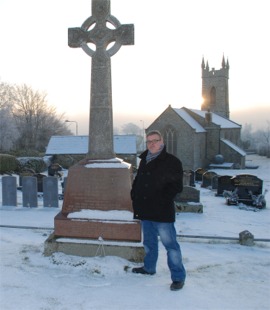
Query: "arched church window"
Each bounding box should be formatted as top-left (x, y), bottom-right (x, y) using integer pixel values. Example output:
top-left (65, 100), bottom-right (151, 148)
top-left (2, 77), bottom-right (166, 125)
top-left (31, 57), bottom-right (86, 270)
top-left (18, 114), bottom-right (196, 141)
top-left (164, 127), bottom-right (177, 155)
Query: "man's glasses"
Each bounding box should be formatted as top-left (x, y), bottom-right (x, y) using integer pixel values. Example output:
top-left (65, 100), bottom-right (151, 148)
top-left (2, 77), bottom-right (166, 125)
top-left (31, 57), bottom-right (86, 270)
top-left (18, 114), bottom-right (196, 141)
top-left (146, 139), bottom-right (161, 144)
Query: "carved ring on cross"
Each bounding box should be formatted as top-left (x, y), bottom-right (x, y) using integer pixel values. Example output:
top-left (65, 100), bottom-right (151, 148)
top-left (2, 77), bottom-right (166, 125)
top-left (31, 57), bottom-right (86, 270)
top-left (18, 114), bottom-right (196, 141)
top-left (80, 15), bottom-right (122, 57)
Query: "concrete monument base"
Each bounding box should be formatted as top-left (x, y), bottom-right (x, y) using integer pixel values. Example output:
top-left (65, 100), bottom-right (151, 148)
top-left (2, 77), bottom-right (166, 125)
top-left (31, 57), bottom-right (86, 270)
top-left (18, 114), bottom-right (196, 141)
top-left (44, 233), bottom-right (144, 262)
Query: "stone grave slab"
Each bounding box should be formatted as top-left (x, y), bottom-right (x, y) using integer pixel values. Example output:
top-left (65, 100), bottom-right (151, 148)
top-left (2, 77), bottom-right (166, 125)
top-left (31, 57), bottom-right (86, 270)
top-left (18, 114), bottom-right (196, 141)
top-left (216, 175), bottom-right (234, 196)
top-left (22, 176), bottom-right (38, 208)
top-left (2, 176), bottom-right (17, 206)
top-left (231, 174), bottom-right (263, 205)
top-left (43, 176), bottom-right (59, 208)
top-left (174, 186), bottom-right (203, 213)
top-left (201, 171), bottom-right (218, 188)
top-left (195, 168), bottom-right (207, 182)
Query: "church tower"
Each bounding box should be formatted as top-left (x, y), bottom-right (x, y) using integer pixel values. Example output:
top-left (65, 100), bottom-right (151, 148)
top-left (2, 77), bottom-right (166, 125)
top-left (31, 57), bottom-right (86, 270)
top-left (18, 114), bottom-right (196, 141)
top-left (201, 55), bottom-right (230, 118)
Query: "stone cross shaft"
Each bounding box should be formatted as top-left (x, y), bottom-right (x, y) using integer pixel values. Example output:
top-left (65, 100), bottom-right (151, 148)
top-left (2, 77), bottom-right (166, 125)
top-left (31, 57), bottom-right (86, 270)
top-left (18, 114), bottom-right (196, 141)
top-left (68, 0), bottom-right (134, 159)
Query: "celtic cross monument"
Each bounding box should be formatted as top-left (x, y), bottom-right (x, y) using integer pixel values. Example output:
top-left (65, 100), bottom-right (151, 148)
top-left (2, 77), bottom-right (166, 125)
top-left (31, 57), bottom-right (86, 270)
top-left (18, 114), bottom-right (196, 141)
top-left (49, 0), bottom-right (143, 260)
top-left (68, 0), bottom-right (134, 159)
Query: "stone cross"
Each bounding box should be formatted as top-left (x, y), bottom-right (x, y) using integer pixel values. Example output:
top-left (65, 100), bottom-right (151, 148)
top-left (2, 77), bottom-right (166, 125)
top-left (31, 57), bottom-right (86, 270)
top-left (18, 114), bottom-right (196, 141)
top-left (68, 0), bottom-right (134, 159)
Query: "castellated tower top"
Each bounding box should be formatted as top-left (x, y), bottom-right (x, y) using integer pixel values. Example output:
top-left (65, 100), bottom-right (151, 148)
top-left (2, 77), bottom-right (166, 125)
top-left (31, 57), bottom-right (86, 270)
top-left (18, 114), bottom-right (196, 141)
top-left (201, 55), bottom-right (230, 119)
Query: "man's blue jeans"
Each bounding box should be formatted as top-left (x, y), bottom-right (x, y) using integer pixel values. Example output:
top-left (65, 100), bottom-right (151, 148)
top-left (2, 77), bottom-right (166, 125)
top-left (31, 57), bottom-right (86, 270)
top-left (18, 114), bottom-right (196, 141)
top-left (142, 220), bottom-right (186, 282)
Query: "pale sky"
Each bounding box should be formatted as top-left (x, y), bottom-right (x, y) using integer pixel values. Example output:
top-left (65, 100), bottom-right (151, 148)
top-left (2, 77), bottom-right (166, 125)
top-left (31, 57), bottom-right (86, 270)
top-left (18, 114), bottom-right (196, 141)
top-left (0, 0), bottom-right (269, 134)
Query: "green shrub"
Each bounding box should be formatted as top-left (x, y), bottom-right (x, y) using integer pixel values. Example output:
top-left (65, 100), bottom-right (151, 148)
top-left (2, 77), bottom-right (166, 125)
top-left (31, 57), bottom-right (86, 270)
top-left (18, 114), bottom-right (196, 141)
top-left (17, 157), bottom-right (47, 173)
top-left (53, 155), bottom-right (85, 169)
top-left (0, 154), bottom-right (20, 174)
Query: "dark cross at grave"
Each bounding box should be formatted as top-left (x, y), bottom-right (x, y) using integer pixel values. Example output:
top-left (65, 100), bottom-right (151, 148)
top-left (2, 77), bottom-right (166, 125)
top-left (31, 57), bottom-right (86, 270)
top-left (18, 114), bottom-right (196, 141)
top-left (68, 0), bottom-right (134, 159)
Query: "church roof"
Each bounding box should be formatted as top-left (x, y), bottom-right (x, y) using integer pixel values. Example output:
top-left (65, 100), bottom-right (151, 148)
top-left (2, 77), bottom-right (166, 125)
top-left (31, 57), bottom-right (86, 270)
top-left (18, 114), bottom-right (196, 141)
top-left (190, 109), bottom-right (241, 128)
top-left (46, 135), bottom-right (137, 155)
top-left (221, 138), bottom-right (246, 156)
top-left (173, 108), bottom-right (206, 133)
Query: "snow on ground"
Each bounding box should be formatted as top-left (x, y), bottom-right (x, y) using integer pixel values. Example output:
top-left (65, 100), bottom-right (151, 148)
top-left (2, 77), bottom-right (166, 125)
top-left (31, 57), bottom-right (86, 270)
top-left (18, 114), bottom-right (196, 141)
top-left (0, 154), bottom-right (270, 310)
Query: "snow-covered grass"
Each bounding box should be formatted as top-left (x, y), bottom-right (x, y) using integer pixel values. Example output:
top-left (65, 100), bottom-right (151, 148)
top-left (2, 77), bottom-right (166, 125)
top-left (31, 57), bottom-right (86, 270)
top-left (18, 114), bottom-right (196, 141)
top-left (0, 154), bottom-right (270, 310)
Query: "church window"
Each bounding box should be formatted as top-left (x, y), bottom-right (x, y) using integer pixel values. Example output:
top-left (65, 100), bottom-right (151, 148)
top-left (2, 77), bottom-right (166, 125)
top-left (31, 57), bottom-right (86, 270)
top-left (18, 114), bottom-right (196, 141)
top-left (164, 127), bottom-right (177, 155)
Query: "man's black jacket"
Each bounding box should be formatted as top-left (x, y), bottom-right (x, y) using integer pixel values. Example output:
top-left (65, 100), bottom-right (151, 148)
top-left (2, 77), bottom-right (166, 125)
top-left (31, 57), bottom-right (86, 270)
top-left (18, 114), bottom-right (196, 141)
top-left (131, 147), bottom-right (183, 222)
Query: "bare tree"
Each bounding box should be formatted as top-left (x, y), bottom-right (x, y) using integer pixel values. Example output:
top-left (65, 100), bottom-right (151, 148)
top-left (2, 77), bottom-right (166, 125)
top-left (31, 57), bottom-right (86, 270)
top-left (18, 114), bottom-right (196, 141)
top-left (0, 82), bottom-right (71, 153)
top-left (12, 84), bottom-right (72, 152)
top-left (121, 122), bottom-right (144, 152)
top-left (0, 82), bottom-right (19, 151)
top-left (121, 122), bottom-right (141, 135)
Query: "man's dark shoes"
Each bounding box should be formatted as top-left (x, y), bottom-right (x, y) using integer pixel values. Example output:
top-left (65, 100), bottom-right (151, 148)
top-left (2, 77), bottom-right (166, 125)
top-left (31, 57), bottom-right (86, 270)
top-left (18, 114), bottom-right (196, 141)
top-left (170, 281), bottom-right (185, 291)
top-left (132, 267), bottom-right (155, 275)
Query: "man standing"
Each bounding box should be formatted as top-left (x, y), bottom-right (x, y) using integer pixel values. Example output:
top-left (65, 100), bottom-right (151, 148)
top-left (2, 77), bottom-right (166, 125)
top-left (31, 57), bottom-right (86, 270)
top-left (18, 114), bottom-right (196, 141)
top-left (131, 130), bottom-right (186, 291)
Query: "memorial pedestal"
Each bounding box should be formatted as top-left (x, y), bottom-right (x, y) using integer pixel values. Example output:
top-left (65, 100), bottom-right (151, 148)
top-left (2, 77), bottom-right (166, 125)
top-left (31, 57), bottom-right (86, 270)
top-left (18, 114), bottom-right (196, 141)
top-left (46, 158), bottom-right (143, 260)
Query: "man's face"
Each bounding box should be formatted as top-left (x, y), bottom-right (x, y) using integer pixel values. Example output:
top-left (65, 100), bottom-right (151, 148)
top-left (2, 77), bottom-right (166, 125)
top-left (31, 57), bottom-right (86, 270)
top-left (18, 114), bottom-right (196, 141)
top-left (146, 134), bottom-right (163, 154)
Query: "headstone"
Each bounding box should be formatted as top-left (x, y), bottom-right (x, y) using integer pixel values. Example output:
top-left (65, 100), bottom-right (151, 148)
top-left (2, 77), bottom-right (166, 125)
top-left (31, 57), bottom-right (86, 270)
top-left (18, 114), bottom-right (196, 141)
top-left (216, 175), bottom-right (234, 196)
top-left (22, 176), bottom-right (38, 208)
top-left (19, 169), bottom-right (35, 187)
top-left (174, 186), bottom-right (203, 213)
top-left (189, 170), bottom-right (195, 187)
top-left (231, 174), bottom-right (263, 204)
top-left (239, 230), bottom-right (254, 246)
top-left (211, 175), bottom-right (219, 190)
top-left (2, 176), bottom-right (17, 207)
top-left (201, 171), bottom-right (218, 188)
top-left (195, 168), bottom-right (207, 182)
top-left (34, 173), bottom-right (47, 192)
top-left (183, 171), bottom-right (191, 186)
top-left (43, 177), bottom-right (59, 208)
top-left (51, 0), bottom-right (142, 259)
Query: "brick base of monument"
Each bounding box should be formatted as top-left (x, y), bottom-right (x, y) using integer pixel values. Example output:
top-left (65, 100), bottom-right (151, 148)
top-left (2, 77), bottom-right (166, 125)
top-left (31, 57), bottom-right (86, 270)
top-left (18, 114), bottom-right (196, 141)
top-left (54, 212), bottom-right (141, 241)
top-left (53, 158), bottom-right (142, 242)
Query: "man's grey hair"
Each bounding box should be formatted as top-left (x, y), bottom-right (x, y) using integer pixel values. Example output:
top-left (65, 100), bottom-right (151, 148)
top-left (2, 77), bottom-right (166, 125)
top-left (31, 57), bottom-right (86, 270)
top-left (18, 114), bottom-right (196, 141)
top-left (146, 130), bottom-right (162, 139)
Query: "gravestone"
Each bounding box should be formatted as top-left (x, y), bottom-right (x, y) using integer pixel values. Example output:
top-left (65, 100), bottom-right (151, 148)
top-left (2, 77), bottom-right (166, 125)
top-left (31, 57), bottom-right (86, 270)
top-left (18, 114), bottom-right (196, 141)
top-left (239, 230), bottom-right (254, 246)
top-left (19, 169), bottom-right (35, 187)
top-left (231, 174), bottom-right (263, 204)
top-left (201, 171), bottom-right (218, 188)
top-left (212, 175), bottom-right (219, 190)
top-left (195, 168), bottom-right (207, 182)
top-left (22, 176), bottom-right (38, 208)
top-left (43, 177), bottom-right (59, 208)
top-left (2, 176), bottom-right (17, 207)
top-left (174, 186), bottom-right (203, 213)
top-left (183, 170), bottom-right (195, 187)
top-left (216, 175), bottom-right (234, 196)
top-left (189, 170), bottom-right (195, 187)
top-left (34, 173), bottom-right (47, 192)
top-left (48, 0), bottom-right (143, 261)
top-left (183, 171), bottom-right (191, 186)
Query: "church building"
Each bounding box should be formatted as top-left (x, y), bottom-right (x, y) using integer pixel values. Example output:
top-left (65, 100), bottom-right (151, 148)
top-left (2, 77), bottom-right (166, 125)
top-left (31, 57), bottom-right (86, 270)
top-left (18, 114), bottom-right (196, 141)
top-left (146, 56), bottom-right (246, 170)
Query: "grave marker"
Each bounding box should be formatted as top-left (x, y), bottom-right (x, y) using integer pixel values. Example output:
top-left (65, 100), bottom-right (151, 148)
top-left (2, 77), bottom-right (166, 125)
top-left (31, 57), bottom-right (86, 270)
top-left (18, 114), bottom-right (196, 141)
top-left (2, 176), bottom-right (17, 207)
top-left (48, 0), bottom-right (143, 260)
top-left (231, 174), bottom-right (263, 204)
top-left (22, 176), bottom-right (38, 208)
top-left (43, 177), bottom-right (59, 208)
